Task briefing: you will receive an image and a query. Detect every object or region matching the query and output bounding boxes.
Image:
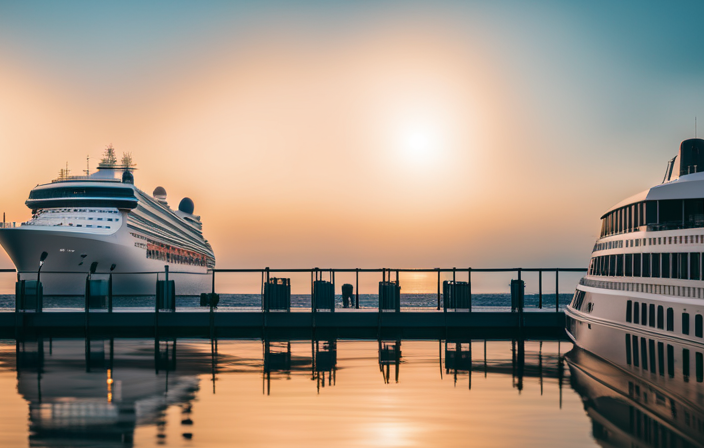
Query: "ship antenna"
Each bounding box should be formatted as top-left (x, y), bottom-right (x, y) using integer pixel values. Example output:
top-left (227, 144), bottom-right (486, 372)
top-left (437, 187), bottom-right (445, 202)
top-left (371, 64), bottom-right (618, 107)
top-left (85, 155), bottom-right (90, 176)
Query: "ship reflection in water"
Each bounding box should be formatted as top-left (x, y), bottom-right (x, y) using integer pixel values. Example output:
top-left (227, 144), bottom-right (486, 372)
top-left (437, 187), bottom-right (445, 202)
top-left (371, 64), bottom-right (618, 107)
top-left (1, 336), bottom-right (699, 447)
top-left (566, 321), bottom-right (704, 448)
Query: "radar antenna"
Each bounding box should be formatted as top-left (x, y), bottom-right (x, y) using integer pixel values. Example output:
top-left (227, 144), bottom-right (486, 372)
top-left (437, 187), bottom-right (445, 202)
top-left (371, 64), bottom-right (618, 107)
top-left (85, 155), bottom-right (90, 176)
top-left (99, 144), bottom-right (118, 167)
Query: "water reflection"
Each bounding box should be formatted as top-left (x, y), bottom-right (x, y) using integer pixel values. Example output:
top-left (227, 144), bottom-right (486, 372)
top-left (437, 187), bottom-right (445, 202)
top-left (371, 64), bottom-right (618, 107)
top-left (566, 321), bottom-right (704, 448)
top-left (0, 337), bottom-right (588, 447)
top-left (379, 340), bottom-right (401, 384)
top-left (10, 337), bottom-right (201, 446)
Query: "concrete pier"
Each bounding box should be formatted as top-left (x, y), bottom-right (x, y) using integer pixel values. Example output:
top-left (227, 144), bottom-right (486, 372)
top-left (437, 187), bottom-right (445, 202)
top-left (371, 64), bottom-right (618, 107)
top-left (0, 310), bottom-right (567, 339)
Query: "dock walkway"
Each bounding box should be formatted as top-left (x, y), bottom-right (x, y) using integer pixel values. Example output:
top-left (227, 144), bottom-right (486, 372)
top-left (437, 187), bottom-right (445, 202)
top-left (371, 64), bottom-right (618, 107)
top-left (0, 310), bottom-right (567, 339)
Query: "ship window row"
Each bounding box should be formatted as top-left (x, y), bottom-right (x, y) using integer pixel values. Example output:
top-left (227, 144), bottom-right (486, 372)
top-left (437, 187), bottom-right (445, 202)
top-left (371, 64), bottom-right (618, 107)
top-left (601, 199), bottom-right (704, 238)
top-left (595, 234), bottom-right (704, 252)
top-left (581, 277), bottom-right (704, 300)
top-left (23, 221), bottom-right (111, 229)
top-left (40, 216), bottom-right (118, 221)
top-left (29, 187), bottom-right (135, 200)
top-left (127, 220), bottom-right (205, 257)
top-left (625, 300), bottom-right (687, 334)
top-left (624, 381), bottom-right (692, 445)
top-left (589, 252), bottom-right (704, 280)
top-left (594, 240), bottom-right (625, 251)
top-left (625, 334), bottom-right (703, 382)
top-left (145, 241), bottom-right (207, 267)
top-left (40, 208), bottom-right (119, 214)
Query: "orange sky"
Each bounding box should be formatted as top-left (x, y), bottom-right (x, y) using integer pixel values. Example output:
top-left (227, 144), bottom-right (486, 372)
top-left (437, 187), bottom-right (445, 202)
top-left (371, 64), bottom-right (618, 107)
top-left (1, 2), bottom-right (703, 294)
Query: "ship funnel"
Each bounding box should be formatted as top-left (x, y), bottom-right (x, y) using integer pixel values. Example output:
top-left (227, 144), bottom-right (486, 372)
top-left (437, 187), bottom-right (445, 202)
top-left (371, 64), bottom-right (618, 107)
top-left (679, 138), bottom-right (704, 176)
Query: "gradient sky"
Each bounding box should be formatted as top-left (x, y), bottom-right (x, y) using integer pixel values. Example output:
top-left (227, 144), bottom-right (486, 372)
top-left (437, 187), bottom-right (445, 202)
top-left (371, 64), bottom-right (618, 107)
top-left (1, 1), bottom-right (703, 292)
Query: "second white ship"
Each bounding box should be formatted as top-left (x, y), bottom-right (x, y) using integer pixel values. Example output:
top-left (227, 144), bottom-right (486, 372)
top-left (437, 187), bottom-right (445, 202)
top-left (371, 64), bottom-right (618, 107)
top-left (0, 147), bottom-right (215, 295)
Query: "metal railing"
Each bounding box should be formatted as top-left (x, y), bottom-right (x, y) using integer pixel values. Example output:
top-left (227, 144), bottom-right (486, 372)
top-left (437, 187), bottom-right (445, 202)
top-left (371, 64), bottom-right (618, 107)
top-left (210, 267), bottom-right (588, 312)
top-left (2, 266), bottom-right (588, 314)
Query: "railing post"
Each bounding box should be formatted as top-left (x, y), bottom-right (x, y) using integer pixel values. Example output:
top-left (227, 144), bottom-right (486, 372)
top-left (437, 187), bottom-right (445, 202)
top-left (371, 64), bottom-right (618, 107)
top-left (264, 267), bottom-right (270, 312)
top-left (108, 272), bottom-right (113, 313)
top-left (538, 270), bottom-right (542, 309)
top-left (443, 268), bottom-right (447, 314)
top-left (332, 269), bottom-right (336, 313)
top-left (436, 268), bottom-right (441, 311)
top-left (517, 268), bottom-right (524, 331)
top-left (15, 272), bottom-right (22, 339)
top-left (154, 272), bottom-right (160, 336)
top-left (355, 268), bottom-right (359, 309)
top-left (468, 268), bottom-right (472, 312)
top-left (85, 273), bottom-right (91, 334)
top-left (311, 269), bottom-right (315, 313)
top-left (452, 267), bottom-right (456, 312)
top-left (555, 269), bottom-right (559, 312)
top-left (396, 270), bottom-right (400, 313)
top-left (209, 269), bottom-right (215, 338)
top-left (15, 272), bottom-right (20, 314)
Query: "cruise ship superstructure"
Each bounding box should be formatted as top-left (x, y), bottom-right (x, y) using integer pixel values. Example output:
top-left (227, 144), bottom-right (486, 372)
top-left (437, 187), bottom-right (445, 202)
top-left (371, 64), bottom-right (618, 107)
top-left (566, 138), bottom-right (704, 382)
top-left (0, 147), bottom-right (215, 295)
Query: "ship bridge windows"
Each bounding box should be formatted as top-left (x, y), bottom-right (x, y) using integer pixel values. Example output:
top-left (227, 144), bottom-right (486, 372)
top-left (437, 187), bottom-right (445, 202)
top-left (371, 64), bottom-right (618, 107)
top-left (599, 199), bottom-right (704, 237)
top-left (28, 186), bottom-right (135, 200)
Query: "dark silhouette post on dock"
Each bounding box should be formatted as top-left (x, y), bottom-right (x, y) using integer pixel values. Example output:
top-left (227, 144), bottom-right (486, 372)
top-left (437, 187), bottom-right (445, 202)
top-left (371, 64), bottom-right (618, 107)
top-left (36, 251), bottom-right (48, 313)
top-left (342, 284), bottom-right (353, 308)
top-left (108, 263), bottom-right (116, 313)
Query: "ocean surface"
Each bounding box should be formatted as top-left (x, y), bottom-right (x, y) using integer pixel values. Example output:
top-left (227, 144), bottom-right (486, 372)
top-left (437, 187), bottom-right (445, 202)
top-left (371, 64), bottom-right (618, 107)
top-left (0, 293), bottom-right (574, 312)
top-left (0, 338), bottom-right (599, 448)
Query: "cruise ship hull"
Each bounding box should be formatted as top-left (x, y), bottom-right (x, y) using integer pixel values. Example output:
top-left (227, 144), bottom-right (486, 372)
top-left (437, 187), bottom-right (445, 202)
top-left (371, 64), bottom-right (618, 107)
top-left (0, 226), bottom-right (210, 296)
top-left (566, 344), bottom-right (704, 447)
top-left (565, 285), bottom-right (704, 406)
top-left (566, 283), bottom-right (704, 347)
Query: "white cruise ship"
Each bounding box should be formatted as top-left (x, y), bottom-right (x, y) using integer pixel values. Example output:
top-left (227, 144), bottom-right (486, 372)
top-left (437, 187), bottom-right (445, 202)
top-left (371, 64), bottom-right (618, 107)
top-left (566, 138), bottom-right (704, 365)
top-left (0, 147), bottom-right (215, 295)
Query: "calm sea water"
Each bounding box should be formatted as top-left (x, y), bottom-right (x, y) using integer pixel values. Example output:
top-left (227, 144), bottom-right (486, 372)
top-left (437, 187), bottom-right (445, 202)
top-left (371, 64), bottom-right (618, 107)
top-left (0, 293), bottom-right (574, 311)
top-left (0, 338), bottom-right (597, 448)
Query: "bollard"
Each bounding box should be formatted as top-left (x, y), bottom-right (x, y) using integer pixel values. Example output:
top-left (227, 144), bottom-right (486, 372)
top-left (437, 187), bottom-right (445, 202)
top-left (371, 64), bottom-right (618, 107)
top-left (313, 280), bottom-right (334, 311)
top-left (16, 280), bottom-right (42, 312)
top-left (264, 277), bottom-right (291, 311)
top-left (443, 281), bottom-right (470, 310)
top-left (379, 280), bottom-right (401, 312)
top-left (341, 284), bottom-right (354, 309)
top-left (511, 278), bottom-right (525, 333)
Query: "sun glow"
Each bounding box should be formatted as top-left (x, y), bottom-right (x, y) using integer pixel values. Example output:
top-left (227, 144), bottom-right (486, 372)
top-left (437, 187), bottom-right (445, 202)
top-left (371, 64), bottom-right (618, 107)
top-left (403, 127), bottom-right (435, 159)
top-left (397, 122), bottom-right (444, 165)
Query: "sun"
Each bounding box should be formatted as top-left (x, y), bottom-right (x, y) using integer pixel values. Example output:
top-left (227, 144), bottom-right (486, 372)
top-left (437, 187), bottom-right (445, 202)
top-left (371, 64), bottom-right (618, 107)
top-left (399, 124), bottom-right (439, 163)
